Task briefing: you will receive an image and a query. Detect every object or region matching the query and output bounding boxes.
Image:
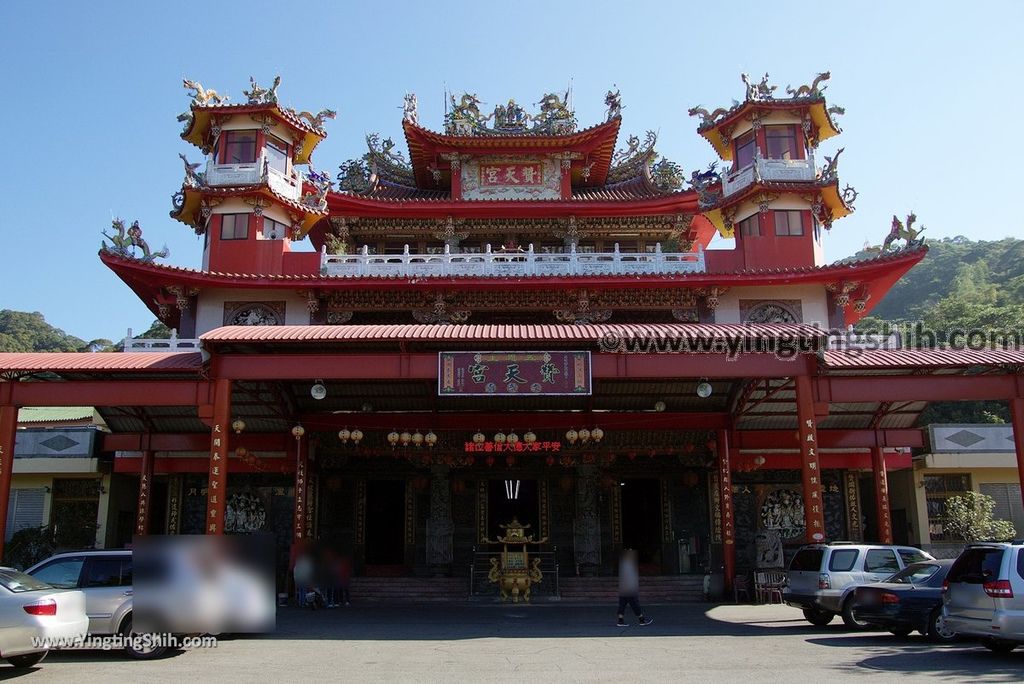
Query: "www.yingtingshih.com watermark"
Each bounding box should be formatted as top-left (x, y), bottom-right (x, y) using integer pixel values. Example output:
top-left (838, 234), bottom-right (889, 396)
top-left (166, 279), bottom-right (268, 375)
top-left (31, 633), bottom-right (218, 651)
top-left (593, 322), bottom-right (1024, 359)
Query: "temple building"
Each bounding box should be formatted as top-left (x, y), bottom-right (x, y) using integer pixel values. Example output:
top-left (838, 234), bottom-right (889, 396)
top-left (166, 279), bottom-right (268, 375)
top-left (1, 73), bottom-right (1022, 597)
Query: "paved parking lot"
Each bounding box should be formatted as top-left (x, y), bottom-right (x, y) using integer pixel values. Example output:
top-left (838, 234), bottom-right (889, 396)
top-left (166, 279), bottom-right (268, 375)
top-left (11, 603), bottom-right (1023, 683)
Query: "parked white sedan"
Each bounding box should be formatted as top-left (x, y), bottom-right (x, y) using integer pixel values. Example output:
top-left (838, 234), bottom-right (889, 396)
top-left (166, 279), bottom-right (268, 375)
top-left (0, 567), bottom-right (87, 668)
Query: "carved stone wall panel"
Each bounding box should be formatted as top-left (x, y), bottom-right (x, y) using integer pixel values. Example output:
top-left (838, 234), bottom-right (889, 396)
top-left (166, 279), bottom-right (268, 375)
top-left (739, 299), bottom-right (803, 324)
top-left (223, 301), bottom-right (286, 326)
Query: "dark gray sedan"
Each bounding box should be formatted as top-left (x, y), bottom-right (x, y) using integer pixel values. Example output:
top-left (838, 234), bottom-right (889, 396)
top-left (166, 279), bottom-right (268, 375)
top-left (850, 559), bottom-right (957, 642)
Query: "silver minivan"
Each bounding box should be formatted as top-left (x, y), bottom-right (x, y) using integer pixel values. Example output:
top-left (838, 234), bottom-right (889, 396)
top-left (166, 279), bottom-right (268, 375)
top-left (942, 541), bottom-right (1024, 653)
top-left (783, 542), bottom-right (934, 627)
top-left (26, 550), bottom-right (165, 659)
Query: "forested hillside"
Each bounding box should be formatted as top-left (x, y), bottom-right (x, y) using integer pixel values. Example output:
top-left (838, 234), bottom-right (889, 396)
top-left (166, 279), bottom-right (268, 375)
top-left (856, 237), bottom-right (1024, 424)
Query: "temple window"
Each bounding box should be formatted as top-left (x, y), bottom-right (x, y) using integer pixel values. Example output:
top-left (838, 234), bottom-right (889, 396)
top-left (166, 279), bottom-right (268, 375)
top-left (220, 214), bottom-right (249, 240)
top-left (737, 214), bottom-right (760, 238)
top-left (223, 130), bottom-right (258, 164)
top-left (262, 218), bottom-right (288, 240)
top-left (539, 243), bottom-right (564, 254)
top-left (264, 135), bottom-right (290, 174)
top-left (774, 210), bottom-right (804, 236)
top-left (765, 125), bottom-right (799, 160)
top-left (734, 130), bottom-right (756, 169)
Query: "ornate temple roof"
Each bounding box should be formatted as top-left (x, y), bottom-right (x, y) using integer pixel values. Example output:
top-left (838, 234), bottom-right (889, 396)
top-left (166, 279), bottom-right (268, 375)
top-left (689, 72), bottom-right (843, 160)
top-left (178, 76), bottom-right (333, 164)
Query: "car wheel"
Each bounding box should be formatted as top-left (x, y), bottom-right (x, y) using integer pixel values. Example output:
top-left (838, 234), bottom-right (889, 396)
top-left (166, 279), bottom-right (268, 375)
top-left (981, 637), bottom-right (1017, 653)
top-left (119, 616), bottom-right (168, 660)
top-left (7, 652), bottom-right (46, 668)
top-left (803, 608), bottom-right (835, 626)
top-left (889, 629), bottom-right (912, 638)
top-left (841, 599), bottom-right (872, 630)
top-left (926, 608), bottom-right (957, 643)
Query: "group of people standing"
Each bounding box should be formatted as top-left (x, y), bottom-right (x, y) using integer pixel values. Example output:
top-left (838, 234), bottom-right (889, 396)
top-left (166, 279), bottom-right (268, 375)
top-left (292, 542), bottom-right (352, 609)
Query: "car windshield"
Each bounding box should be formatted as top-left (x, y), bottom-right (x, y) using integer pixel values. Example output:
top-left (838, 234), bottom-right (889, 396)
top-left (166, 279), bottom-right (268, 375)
top-left (886, 563), bottom-right (938, 584)
top-left (0, 568), bottom-right (55, 593)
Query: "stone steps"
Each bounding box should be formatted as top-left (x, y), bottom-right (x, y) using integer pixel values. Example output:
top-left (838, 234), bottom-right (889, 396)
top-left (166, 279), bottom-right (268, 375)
top-left (559, 576), bottom-right (705, 602)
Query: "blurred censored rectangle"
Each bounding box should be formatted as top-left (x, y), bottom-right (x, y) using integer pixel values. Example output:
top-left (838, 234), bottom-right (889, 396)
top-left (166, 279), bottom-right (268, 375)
top-left (133, 534), bottom-right (276, 634)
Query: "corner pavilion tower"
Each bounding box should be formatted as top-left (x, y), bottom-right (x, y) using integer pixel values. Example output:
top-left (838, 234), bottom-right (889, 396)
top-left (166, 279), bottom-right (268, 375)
top-left (12, 71), bottom-right (1010, 598)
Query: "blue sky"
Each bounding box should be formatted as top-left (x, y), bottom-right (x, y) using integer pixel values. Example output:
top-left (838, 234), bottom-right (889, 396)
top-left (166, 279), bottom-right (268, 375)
top-left (1, 0), bottom-right (1021, 341)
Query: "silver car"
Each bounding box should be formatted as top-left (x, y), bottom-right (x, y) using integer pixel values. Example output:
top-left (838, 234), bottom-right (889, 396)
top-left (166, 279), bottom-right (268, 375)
top-left (0, 567), bottom-right (87, 668)
top-left (26, 550), bottom-right (165, 659)
top-left (942, 541), bottom-right (1024, 653)
top-left (783, 542), bottom-right (934, 628)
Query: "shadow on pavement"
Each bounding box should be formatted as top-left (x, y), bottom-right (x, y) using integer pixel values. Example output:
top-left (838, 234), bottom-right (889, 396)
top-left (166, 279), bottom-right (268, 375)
top-left (248, 603), bottom-right (899, 641)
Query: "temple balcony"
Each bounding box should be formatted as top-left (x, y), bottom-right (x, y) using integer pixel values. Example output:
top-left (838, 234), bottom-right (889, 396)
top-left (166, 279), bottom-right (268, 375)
top-left (122, 329), bottom-right (201, 353)
top-left (321, 243), bottom-right (706, 279)
top-left (204, 152), bottom-right (303, 201)
top-left (722, 151), bottom-right (817, 197)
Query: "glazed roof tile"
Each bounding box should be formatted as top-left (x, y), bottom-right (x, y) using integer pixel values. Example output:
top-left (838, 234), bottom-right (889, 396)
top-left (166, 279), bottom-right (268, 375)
top-left (200, 322), bottom-right (826, 344)
top-left (822, 348), bottom-right (1024, 369)
top-left (0, 352), bottom-right (204, 373)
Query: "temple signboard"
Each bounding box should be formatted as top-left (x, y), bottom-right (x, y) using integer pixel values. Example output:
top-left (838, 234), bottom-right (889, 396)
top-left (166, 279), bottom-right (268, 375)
top-left (460, 156), bottom-right (561, 200)
top-left (439, 351), bottom-right (591, 396)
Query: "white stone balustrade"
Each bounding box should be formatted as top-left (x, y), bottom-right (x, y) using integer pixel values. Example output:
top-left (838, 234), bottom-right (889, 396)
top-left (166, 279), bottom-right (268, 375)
top-left (321, 243), bottom-right (706, 278)
top-left (722, 151), bottom-right (817, 197)
top-left (204, 152), bottom-right (303, 201)
top-left (123, 329), bottom-right (201, 353)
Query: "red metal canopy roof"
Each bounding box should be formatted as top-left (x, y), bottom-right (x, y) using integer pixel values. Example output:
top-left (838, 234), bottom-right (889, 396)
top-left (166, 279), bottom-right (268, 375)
top-left (823, 348), bottom-right (1024, 369)
top-left (200, 322), bottom-right (825, 344)
top-left (0, 352), bottom-right (204, 373)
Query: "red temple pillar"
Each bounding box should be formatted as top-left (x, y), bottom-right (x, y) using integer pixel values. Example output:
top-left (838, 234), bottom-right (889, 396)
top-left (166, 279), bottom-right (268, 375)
top-left (716, 428), bottom-right (736, 594)
top-left (1009, 397), bottom-right (1024, 511)
top-left (134, 446), bottom-right (154, 537)
top-left (293, 433), bottom-right (308, 544)
top-left (795, 375), bottom-right (826, 542)
top-left (205, 379), bottom-right (231, 534)
top-left (871, 447), bottom-right (894, 544)
top-left (0, 404), bottom-right (18, 559)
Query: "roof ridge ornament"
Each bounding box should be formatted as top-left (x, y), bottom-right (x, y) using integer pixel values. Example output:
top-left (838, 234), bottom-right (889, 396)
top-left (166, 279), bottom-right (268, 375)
top-left (243, 75), bottom-right (281, 105)
top-left (785, 71), bottom-right (830, 99)
top-left (882, 213), bottom-right (926, 253)
top-left (604, 87), bottom-right (623, 121)
top-left (741, 72), bottom-right (778, 102)
top-left (443, 90), bottom-right (577, 136)
top-left (101, 219), bottom-right (169, 263)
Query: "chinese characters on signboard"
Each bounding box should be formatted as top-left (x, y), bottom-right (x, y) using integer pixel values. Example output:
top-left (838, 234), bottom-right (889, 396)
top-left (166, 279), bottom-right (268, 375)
top-left (439, 351), bottom-right (591, 396)
top-left (798, 416), bottom-right (826, 541)
top-left (479, 162), bottom-right (543, 187)
top-left (463, 441), bottom-right (562, 453)
top-left (207, 423), bottom-right (224, 534)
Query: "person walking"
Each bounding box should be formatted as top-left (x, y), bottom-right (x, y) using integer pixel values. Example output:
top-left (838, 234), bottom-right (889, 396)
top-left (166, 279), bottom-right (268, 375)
top-left (617, 548), bottom-right (653, 627)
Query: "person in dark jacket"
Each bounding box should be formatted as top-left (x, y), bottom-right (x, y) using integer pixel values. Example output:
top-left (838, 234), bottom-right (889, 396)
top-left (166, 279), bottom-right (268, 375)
top-left (617, 548), bottom-right (653, 627)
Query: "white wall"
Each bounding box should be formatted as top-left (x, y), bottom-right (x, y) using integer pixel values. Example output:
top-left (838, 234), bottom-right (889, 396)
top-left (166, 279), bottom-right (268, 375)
top-left (195, 288), bottom-right (310, 335)
top-left (713, 284), bottom-right (829, 326)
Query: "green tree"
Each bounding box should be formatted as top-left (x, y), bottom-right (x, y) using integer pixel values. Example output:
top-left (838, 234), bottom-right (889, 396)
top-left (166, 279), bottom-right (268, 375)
top-left (943, 491), bottom-right (1016, 542)
top-left (0, 310), bottom-right (85, 352)
top-left (137, 319), bottom-right (172, 338)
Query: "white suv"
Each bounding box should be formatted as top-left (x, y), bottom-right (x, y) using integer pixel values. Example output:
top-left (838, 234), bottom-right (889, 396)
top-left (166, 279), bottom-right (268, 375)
top-left (25, 550), bottom-right (166, 659)
top-left (942, 541), bottom-right (1024, 653)
top-left (783, 542), bottom-right (934, 627)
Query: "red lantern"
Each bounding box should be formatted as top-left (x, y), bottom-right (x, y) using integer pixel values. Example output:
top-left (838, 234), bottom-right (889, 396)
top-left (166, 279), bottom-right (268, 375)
top-left (545, 455), bottom-right (555, 466)
top-left (486, 455), bottom-right (495, 467)
top-left (505, 455), bottom-right (516, 467)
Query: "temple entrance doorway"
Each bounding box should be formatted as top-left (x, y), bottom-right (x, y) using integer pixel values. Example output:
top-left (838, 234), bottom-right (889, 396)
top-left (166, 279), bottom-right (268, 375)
top-left (486, 479), bottom-right (539, 540)
top-left (364, 480), bottom-right (406, 570)
top-left (620, 478), bottom-right (662, 570)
